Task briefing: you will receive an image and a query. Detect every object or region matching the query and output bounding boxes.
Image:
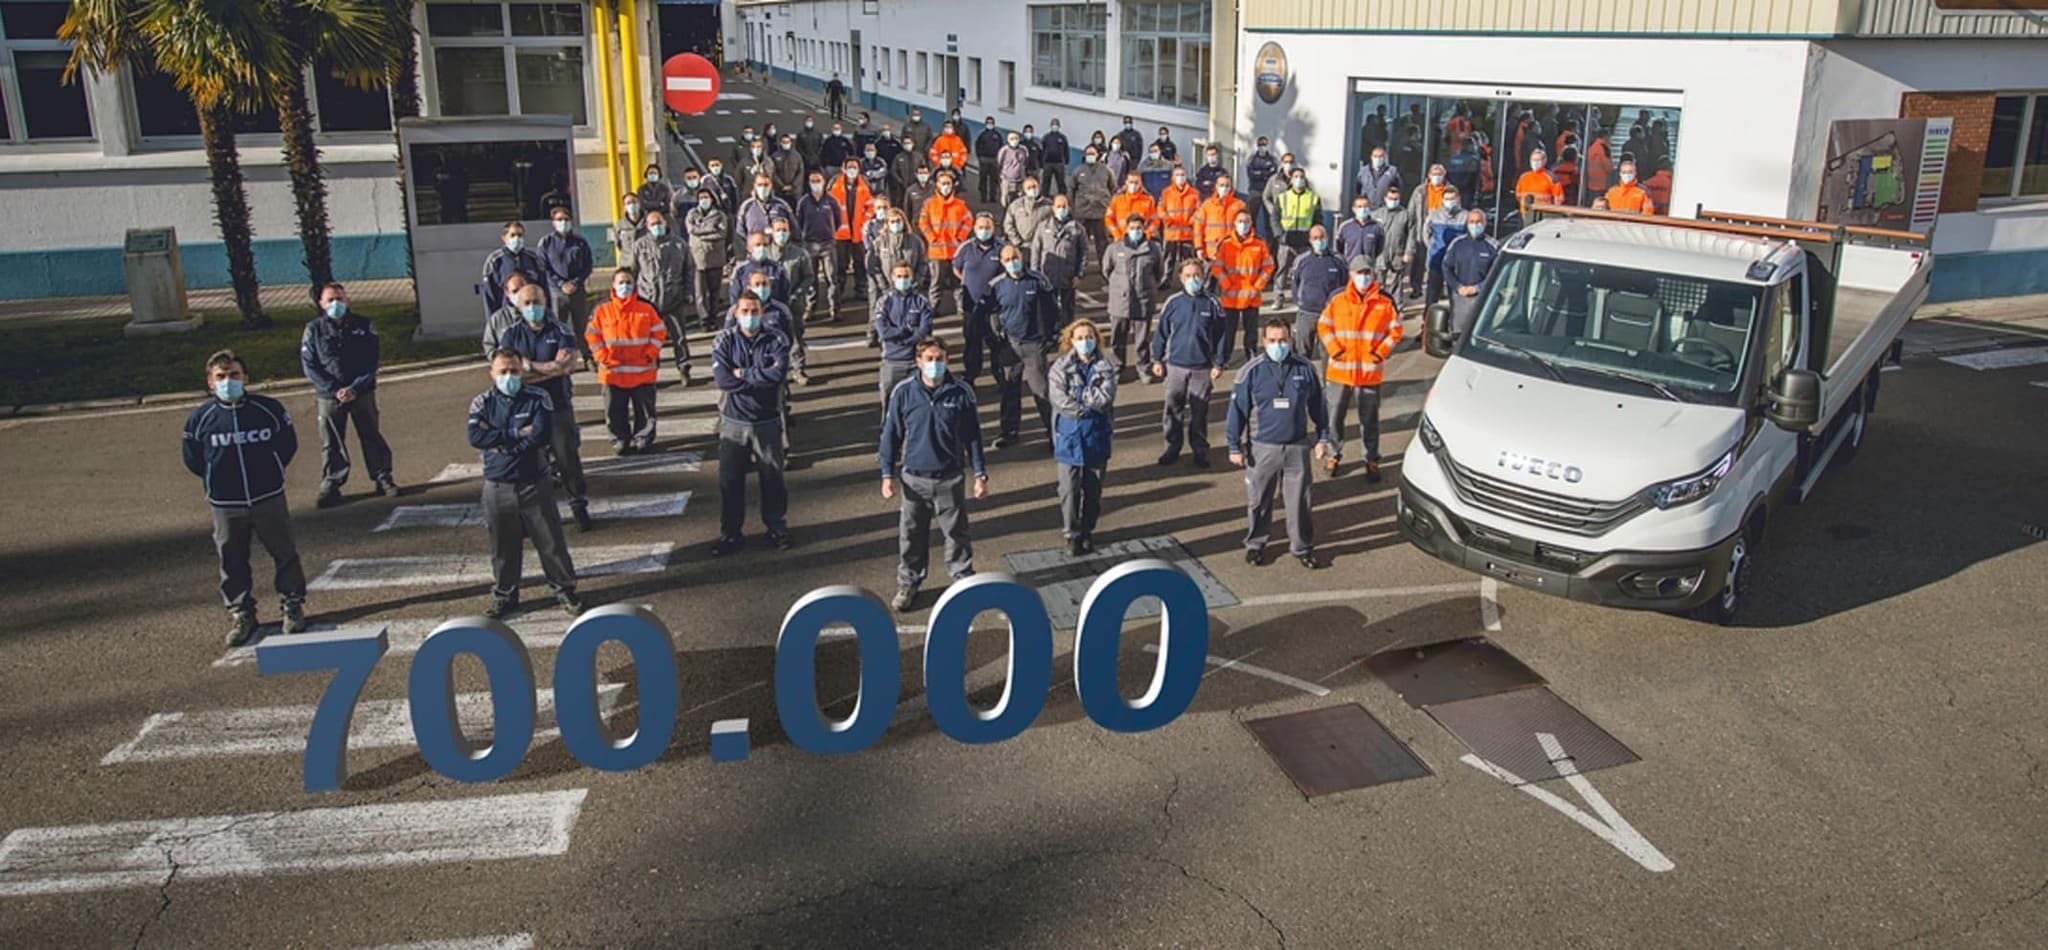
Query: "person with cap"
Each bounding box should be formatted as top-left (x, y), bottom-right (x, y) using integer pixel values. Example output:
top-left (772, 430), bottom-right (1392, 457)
top-left (1227, 318), bottom-right (1333, 569)
top-left (1316, 256), bottom-right (1402, 483)
top-left (1003, 175), bottom-right (1053, 252)
top-left (985, 243), bottom-right (1061, 449)
top-left (301, 282), bottom-right (395, 508)
top-left (1102, 212), bottom-right (1164, 383)
top-left (469, 348), bottom-right (585, 619)
top-left (709, 291), bottom-right (795, 557)
top-left (872, 260), bottom-right (936, 414)
top-left (1031, 194), bottom-right (1092, 327)
top-left (879, 335), bottom-right (990, 613)
top-left (1442, 208), bottom-right (1502, 338)
top-left (1289, 226), bottom-right (1348, 359)
top-left (1150, 260), bottom-right (1231, 467)
top-left (632, 208), bottom-right (697, 384)
top-left (185, 349), bottom-right (307, 646)
top-left (586, 266), bottom-right (667, 454)
top-left (685, 186), bottom-right (734, 332)
top-left (1048, 318), bottom-right (1118, 556)
top-left (497, 283), bottom-right (592, 531)
top-left (952, 210), bottom-right (1008, 384)
top-left (1212, 208), bottom-right (1276, 365)
top-left (1038, 119), bottom-right (1070, 196)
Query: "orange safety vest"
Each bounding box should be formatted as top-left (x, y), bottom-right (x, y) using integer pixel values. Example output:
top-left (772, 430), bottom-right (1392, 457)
top-left (1584, 138), bottom-right (1613, 194)
top-left (1515, 169), bottom-right (1563, 206)
top-left (919, 193), bottom-right (973, 261)
top-left (1210, 235), bottom-right (1275, 310)
top-left (1606, 181), bottom-right (1654, 214)
top-left (830, 175), bottom-right (874, 241)
top-left (1105, 189), bottom-right (1160, 238)
top-left (1193, 194), bottom-right (1247, 258)
top-left (1645, 172), bottom-right (1672, 216)
top-left (585, 295), bottom-right (667, 388)
top-left (1316, 283), bottom-right (1401, 387)
top-left (1445, 115), bottom-right (1471, 152)
top-left (1157, 182), bottom-right (1201, 244)
top-left (928, 134), bottom-right (969, 173)
top-left (1425, 181), bottom-right (1448, 212)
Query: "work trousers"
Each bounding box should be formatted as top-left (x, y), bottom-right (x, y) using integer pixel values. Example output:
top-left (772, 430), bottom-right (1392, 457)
top-left (878, 360), bottom-right (914, 418)
top-left (1160, 241), bottom-right (1196, 289)
top-left (926, 259), bottom-right (957, 317)
top-left (604, 384), bottom-right (657, 448)
top-left (546, 399), bottom-right (589, 506)
top-left (482, 478), bottom-right (577, 601)
top-left (316, 391), bottom-right (393, 492)
top-left (1449, 289), bottom-right (1485, 338)
top-left (1050, 286), bottom-right (1077, 327)
top-left (1039, 165), bottom-right (1067, 197)
top-left (1161, 364), bottom-right (1214, 457)
top-left (694, 270), bottom-right (723, 330)
top-left (716, 416), bottom-right (789, 540)
top-left (977, 160), bottom-right (1001, 202)
top-left (1000, 178), bottom-right (1027, 208)
top-left (805, 241), bottom-right (837, 319)
top-left (959, 300), bottom-right (997, 383)
top-left (554, 288), bottom-right (592, 350)
top-left (1324, 382), bottom-right (1382, 463)
top-left (1275, 232), bottom-right (1310, 297)
top-left (993, 338), bottom-right (1053, 441)
top-left (1111, 314), bottom-right (1155, 373)
top-left (897, 471), bottom-right (973, 588)
top-left (1245, 441), bottom-right (1315, 556)
top-left (1292, 310), bottom-right (1323, 361)
top-left (211, 495), bottom-right (305, 614)
top-left (835, 239), bottom-right (866, 307)
top-left (1058, 463), bottom-right (1105, 541)
top-left (1082, 220), bottom-right (1111, 263)
top-left (656, 308), bottom-right (693, 373)
top-left (1228, 306), bottom-right (1263, 360)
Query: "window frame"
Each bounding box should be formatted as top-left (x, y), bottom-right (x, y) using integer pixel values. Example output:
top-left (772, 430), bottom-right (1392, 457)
top-left (1028, 3), bottom-right (1107, 97)
top-left (0, 2), bottom-right (96, 143)
top-left (424, 1), bottom-right (591, 127)
top-left (1118, 0), bottom-right (1209, 112)
top-left (1981, 91), bottom-right (2048, 205)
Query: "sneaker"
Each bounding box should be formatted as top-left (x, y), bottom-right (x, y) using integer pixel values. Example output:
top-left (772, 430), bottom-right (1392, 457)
top-left (1245, 548), bottom-right (1263, 567)
top-left (225, 611), bottom-right (258, 647)
top-left (484, 598), bottom-right (518, 619)
top-left (282, 602), bottom-right (309, 634)
top-left (1365, 461), bottom-right (1383, 484)
top-left (374, 476), bottom-right (398, 497)
top-left (994, 434), bottom-right (1017, 449)
top-left (1066, 538), bottom-right (1085, 557)
top-left (1296, 552), bottom-right (1326, 570)
top-left (768, 530), bottom-right (795, 551)
top-left (1190, 452), bottom-right (1211, 469)
top-left (711, 536), bottom-right (744, 557)
top-left (616, 442), bottom-right (637, 457)
top-left (556, 591), bottom-right (586, 616)
top-left (891, 585), bottom-right (918, 612)
top-left (572, 504), bottom-right (594, 532)
top-left (315, 490), bottom-right (343, 509)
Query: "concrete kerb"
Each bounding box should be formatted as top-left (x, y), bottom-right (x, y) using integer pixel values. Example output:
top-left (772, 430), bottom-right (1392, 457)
top-left (8, 354), bottom-right (483, 419)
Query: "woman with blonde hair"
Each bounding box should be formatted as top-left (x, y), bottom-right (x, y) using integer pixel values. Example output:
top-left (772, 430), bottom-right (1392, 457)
top-left (1048, 317), bottom-right (1118, 555)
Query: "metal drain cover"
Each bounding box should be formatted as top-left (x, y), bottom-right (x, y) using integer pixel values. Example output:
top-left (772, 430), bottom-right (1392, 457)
top-left (1243, 704), bottom-right (1431, 798)
top-left (1426, 687), bottom-right (1638, 784)
top-left (1364, 637), bottom-right (1547, 708)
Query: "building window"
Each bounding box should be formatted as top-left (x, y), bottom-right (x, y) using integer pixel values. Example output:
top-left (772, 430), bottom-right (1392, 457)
top-left (1029, 3), bottom-right (1106, 95)
top-left (876, 47), bottom-right (889, 86)
top-left (1, 1), bottom-right (92, 141)
top-left (897, 50), bottom-right (907, 89)
top-left (134, 66), bottom-right (283, 138)
top-left (1120, 0), bottom-right (1208, 110)
top-left (917, 53), bottom-right (929, 94)
top-left (965, 56), bottom-right (981, 105)
top-left (426, 2), bottom-right (588, 124)
top-left (312, 72), bottom-right (395, 133)
top-left (1983, 94), bottom-right (2048, 201)
top-left (999, 60), bottom-right (1015, 112)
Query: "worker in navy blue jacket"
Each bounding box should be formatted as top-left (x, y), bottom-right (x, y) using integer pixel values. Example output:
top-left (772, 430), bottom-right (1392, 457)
top-left (1149, 260), bottom-right (1231, 467)
top-left (710, 293), bottom-right (794, 557)
top-left (872, 261), bottom-right (935, 413)
top-left (1441, 208), bottom-right (1502, 337)
top-left (480, 221), bottom-right (549, 320)
top-left (1289, 225), bottom-right (1349, 359)
top-left (468, 350), bottom-right (583, 619)
top-left (497, 284), bottom-right (592, 531)
top-left (951, 213), bottom-right (1007, 383)
top-left (1226, 318), bottom-right (1332, 570)
top-left (538, 206), bottom-right (595, 354)
top-left (183, 349), bottom-right (307, 646)
top-left (879, 335), bottom-right (989, 613)
top-left (300, 282), bottom-right (394, 508)
top-left (727, 231), bottom-right (792, 309)
top-left (985, 244), bottom-right (1061, 449)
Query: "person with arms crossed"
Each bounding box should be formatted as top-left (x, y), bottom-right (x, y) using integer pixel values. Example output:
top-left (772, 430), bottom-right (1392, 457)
top-left (1049, 319), bottom-right (1117, 556)
top-left (470, 349), bottom-right (584, 619)
top-left (710, 293), bottom-right (795, 557)
top-left (497, 284), bottom-right (592, 531)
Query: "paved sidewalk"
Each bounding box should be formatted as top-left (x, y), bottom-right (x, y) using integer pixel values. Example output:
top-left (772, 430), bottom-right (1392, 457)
top-left (0, 276), bottom-right (418, 327)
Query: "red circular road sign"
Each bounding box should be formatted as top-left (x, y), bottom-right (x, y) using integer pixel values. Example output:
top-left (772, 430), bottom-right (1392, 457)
top-left (661, 53), bottom-right (721, 115)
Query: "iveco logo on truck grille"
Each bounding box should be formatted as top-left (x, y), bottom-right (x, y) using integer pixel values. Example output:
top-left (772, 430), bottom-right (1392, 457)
top-left (1497, 450), bottom-right (1584, 484)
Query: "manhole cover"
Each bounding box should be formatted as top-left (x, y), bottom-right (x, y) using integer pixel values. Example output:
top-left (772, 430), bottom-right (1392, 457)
top-left (1002, 535), bottom-right (1238, 630)
top-left (1425, 687), bottom-right (1638, 784)
top-left (1364, 637), bottom-right (1546, 708)
top-left (1243, 704), bottom-right (1431, 798)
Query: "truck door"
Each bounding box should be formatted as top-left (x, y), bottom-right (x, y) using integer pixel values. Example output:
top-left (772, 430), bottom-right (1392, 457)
top-left (1746, 272), bottom-right (1809, 500)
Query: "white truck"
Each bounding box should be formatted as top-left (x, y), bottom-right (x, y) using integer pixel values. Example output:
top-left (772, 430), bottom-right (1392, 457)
top-left (1400, 205), bottom-right (1932, 623)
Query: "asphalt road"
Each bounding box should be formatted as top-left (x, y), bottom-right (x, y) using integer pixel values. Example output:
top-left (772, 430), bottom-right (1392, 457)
top-left (1, 77), bottom-right (2044, 949)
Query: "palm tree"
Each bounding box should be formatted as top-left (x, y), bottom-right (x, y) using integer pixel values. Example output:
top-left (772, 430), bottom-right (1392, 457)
top-left (62, 0), bottom-right (292, 329)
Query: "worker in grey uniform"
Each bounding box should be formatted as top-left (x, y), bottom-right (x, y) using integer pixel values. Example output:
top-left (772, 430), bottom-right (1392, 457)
top-left (468, 349), bottom-right (585, 619)
top-left (879, 335), bottom-right (990, 613)
top-left (1226, 318), bottom-right (1332, 570)
top-left (1101, 213), bottom-right (1163, 383)
top-left (183, 349), bottom-right (308, 646)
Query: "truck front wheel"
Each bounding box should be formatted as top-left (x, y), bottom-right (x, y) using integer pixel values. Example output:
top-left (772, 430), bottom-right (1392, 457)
top-left (1690, 525), bottom-right (1758, 626)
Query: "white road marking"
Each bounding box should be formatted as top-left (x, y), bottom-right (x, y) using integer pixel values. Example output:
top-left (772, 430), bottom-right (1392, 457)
top-left (570, 389), bottom-right (717, 412)
top-left (1881, 364), bottom-right (1904, 373)
top-left (1480, 577), bottom-right (1502, 632)
top-left (1941, 346), bottom-right (2048, 371)
top-left (101, 687), bottom-right (621, 764)
top-left (1075, 290), bottom-right (1104, 307)
top-left (1460, 733), bottom-right (1674, 873)
top-left (0, 789), bottom-right (589, 897)
top-left (1142, 643), bottom-right (1329, 697)
top-left (719, 92), bottom-right (756, 101)
top-left (806, 336), bottom-right (875, 351)
top-left (362, 934), bottom-right (534, 950)
top-left (431, 452), bottom-right (703, 483)
top-left (582, 417), bottom-right (716, 444)
top-left (1316, 655), bottom-right (1369, 683)
top-left (683, 136), bottom-right (704, 145)
top-left (213, 609), bottom-right (654, 668)
top-left (2033, 380), bottom-right (2048, 389)
top-left (374, 492), bottom-right (691, 531)
top-left (713, 109), bottom-right (732, 116)
top-left (681, 681), bottom-right (767, 716)
top-left (740, 108), bottom-right (758, 115)
top-left (1227, 583), bottom-right (1477, 610)
top-left (308, 543), bottom-right (673, 591)
top-left (715, 135), bottom-right (736, 143)
top-left (764, 108), bottom-right (782, 114)
top-left (665, 76), bottom-right (714, 93)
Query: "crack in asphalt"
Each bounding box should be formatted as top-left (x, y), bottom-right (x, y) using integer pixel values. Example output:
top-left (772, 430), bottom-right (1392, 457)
top-left (2000, 728), bottom-right (2045, 796)
top-left (1884, 875), bottom-right (2048, 947)
top-left (127, 843), bottom-right (176, 950)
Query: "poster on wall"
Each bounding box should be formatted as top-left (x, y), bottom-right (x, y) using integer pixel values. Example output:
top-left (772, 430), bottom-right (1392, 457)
top-left (1817, 118), bottom-right (1952, 233)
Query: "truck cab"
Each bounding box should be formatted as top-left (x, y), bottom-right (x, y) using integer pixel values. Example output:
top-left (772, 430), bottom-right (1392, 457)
top-left (1398, 206), bottom-right (1931, 623)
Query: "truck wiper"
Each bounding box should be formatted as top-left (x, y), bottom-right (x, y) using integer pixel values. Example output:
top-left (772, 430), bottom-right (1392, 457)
top-left (1569, 363), bottom-right (1692, 403)
top-left (1472, 334), bottom-right (1567, 384)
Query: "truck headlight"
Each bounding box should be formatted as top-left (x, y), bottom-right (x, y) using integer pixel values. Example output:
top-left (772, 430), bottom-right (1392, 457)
top-left (1644, 448), bottom-right (1735, 510)
top-left (1418, 413), bottom-right (1444, 454)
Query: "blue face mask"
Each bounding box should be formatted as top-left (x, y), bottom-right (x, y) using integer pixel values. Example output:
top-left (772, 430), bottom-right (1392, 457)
top-left (752, 285), bottom-right (772, 301)
top-left (1075, 338), bottom-right (1097, 356)
top-left (521, 304), bottom-right (546, 324)
top-left (737, 314), bottom-right (763, 332)
top-left (1311, 238), bottom-right (1329, 253)
top-left (324, 300), bottom-right (347, 320)
top-left (921, 360), bottom-right (945, 381)
top-left (494, 374), bottom-right (522, 396)
top-left (614, 283), bottom-right (635, 299)
top-left (1265, 342), bottom-right (1291, 362)
top-left (1183, 277), bottom-right (1203, 295)
top-left (894, 277), bottom-right (914, 292)
top-left (1467, 222), bottom-right (1486, 237)
top-left (1004, 260), bottom-right (1024, 276)
top-left (505, 236), bottom-right (524, 253)
top-left (212, 378), bottom-right (244, 401)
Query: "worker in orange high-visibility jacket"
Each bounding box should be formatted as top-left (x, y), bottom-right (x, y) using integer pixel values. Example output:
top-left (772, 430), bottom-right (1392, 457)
top-left (1210, 208), bottom-right (1276, 364)
top-left (1316, 255), bottom-right (1403, 483)
top-left (1514, 148), bottom-right (1565, 210)
top-left (1105, 170), bottom-right (1159, 240)
top-left (927, 123), bottom-right (970, 181)
top-left (1193, 173), bottom-right (1249, 261)
top-left (1157, 166), bottom-right (1202, 282)
top-left (918, 170), bottom-right (974, 316)
top-left (585, 266), bottom-right (669, 454)
top-left (829, 161), bottom-right (875, 310)
top-left (1605, 159), bottom-right (1655, 214)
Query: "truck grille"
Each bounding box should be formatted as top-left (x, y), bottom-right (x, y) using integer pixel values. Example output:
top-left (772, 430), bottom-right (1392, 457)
top-left (1441, 455), bottom-right (1645, 537)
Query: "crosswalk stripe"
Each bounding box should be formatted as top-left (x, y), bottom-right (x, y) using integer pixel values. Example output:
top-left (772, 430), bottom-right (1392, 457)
top-left (213, 609), bottom-right (653, 668)
top-left (1941, 346), bottom-right (2048, 371)
top-left (715, 135), bottom-right (735, 143)
top-left (720, 92), bottom-right (756, 101)
top-left (308, 543), bottom-right (674, 591)
top-left (582, 417), bottom-right (716, 444)
top-left (0, 789), bottom-right (588, 897)
top-left (374, 492), bottom-right (691, 532)
top-left (713, 109), bottom-right (731, 115)
top-left (683, 136), bottom-right (704, 145)
top-left (362, 934), bottom-right (535, 950)
top-left (571, 389), bottom-right (717, 412)
top-left (101, 686), bottom-right (623, 764)
top-left (430, 452), bottom-right (703, 484)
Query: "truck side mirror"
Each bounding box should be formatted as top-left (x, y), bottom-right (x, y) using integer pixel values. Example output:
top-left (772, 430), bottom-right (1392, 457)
top-left (1764, 368), bottom-right (1821, 431)
top-left (1424, 301), bottom-right (1455, 358)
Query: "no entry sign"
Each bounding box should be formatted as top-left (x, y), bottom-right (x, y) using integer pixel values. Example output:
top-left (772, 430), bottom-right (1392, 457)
top-left (661, 53), bottom-right (720, 115)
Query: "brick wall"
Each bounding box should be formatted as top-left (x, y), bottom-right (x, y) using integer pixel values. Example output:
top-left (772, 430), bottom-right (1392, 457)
top-left (1901, 92), bottom-right (1995, 214)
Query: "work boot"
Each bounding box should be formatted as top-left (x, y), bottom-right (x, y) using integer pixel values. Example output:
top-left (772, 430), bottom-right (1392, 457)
top-left (994, 434), bottom-right (1017, 450)
top-left (1365, 461), bottom-right (1383, 484)
top-left (1245, 548), bottom-right (1263, 567)
top-left (1157, 451), bottom-right (1179, 467)
top-left (892, 585), bottom-right (918, 612)
top-left (316, 489), bottom-right (343, 509)
top-left (1296, 551), bottom-right (1326, 570)
top-left (374, 476), bottom-right (398, 497)
top-left (572, 503), bottom-right (594, 532)
top-left (225, 611), bottom-right (258, 648)
top-left (1066, 538), bottom-right (1085, 557)
top-left (282, 602), bottom-right (309, 635)
top-left (556, 591), bottom-right (585, 617)
top-left (484, 597), bottom-right (518, 620)
top-left (711, 536), bottom-right (744, 557)
top-left (1190, 452), bottom-right (1211, 469)
top-left (768, 530), bottom-right (795, 551)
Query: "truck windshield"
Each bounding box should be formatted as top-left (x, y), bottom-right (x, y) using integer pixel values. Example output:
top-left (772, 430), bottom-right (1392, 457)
top-left (1463, 255), bottom-right (1761, 405)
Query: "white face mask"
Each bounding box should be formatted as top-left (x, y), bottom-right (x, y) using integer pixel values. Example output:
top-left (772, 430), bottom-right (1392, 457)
top-left (1620, 171), bottom-right (1637, 183)
top-left (1530, 159), bottom-right (1546, 171)
top-left (1430, 173), bottom-right (1445, 185)
top-left (1216, 186), bottom-right (1231, 198)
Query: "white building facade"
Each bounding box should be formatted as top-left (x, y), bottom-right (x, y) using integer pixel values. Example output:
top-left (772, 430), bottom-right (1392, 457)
top-left (1226, 0), bottom-right (2048, 302)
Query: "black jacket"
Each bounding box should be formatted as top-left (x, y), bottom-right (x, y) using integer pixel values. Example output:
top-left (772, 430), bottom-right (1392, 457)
top-left (182, 394), bottom-right (298, 507)
top-left (299, 313), bottom-right (381, 398)
top-left (466, 387), bottom-right (555, 484)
